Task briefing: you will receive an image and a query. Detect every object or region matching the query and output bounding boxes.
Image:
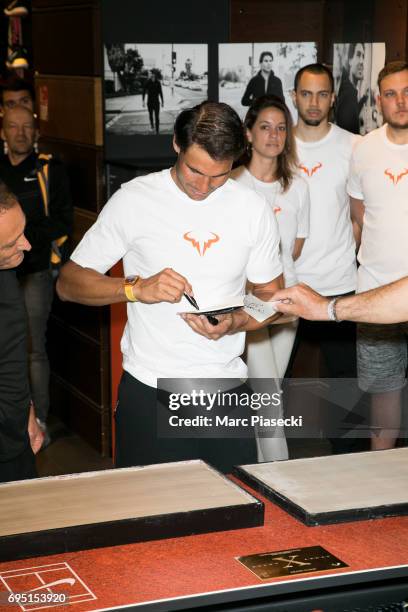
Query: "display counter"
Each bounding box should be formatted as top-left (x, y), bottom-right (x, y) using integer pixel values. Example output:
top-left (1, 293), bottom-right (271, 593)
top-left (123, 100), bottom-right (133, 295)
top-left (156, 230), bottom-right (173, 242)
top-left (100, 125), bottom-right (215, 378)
top-left (0, 475), bottom-right (407, 612)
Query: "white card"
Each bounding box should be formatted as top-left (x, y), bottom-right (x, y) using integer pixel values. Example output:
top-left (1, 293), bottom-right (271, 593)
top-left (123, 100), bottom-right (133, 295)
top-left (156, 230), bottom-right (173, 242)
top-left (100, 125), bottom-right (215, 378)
top-left (243, 294), bottom-right (280, 322)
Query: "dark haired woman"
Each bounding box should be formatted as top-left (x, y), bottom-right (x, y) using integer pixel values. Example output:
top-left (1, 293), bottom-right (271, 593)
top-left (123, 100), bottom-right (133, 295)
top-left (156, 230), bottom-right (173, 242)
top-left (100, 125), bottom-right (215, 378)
top-left (232, 95), bottom-right (310, 461)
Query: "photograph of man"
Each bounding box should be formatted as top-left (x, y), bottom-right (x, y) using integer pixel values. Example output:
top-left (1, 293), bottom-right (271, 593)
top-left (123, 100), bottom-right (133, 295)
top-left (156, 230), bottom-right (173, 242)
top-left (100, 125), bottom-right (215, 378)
top-left (241, 51), bottom-right (284, 106)
top-left (57, 101), bottom-right (283, 474)
top-left (0, 183), bottom-right (43, 483)
top-left (142, 70), bottom-right (164, 134)
top-left (105, 43), bottom-right (208, 136)
top-left (334, 42), bottom-right (385, 135)
top-left (219, 42), bottom-right (317, 121)
top-left (348, 61), bottom-right (408, 452)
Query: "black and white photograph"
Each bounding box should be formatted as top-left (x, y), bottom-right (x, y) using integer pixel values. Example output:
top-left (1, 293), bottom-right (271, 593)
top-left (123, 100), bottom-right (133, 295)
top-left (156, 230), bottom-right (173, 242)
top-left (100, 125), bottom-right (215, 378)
top-left (104, 43), bottom-right (208, 136)
top-left (218, 42), bottom-right (317, 120)
top-left (333, 42), bottom-right (386, 135)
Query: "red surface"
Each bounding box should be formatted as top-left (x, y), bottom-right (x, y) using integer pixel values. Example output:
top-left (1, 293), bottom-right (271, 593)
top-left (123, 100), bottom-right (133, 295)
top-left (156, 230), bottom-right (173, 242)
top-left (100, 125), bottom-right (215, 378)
top-left (0, 480), bottom-right (407, 611)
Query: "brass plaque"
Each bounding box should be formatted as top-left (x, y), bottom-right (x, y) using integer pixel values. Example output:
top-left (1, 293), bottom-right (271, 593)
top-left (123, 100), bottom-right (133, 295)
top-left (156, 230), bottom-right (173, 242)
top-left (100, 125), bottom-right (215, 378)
top-left (237, 545), bottom-right (348, 579)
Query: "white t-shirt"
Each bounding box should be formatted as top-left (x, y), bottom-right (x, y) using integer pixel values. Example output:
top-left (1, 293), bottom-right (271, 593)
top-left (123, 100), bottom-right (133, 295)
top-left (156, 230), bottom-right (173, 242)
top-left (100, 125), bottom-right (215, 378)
top-left (232, 166), bottom-right (310, 287)
top-left (71, 169), bottom-right (282, 387)
top-left (294, 124), bottom-right (359, 295)
top-left (347, 124), bottom-right (408, 292)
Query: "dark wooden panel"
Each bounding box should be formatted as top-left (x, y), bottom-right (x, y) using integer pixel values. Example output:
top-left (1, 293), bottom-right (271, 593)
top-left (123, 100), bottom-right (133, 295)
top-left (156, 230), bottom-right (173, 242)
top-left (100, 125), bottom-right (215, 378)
top-left (73, 207), bottom-right (98, 246)
top-left (50, 297), bottom-right (109, 344)
top-left (373, 0), bottom-right (407, 61)
top-left (50, 375), bottom-right (110, 455)
top-left (39, 139), bottom-right (104, 213)
top-left (33, 0), bottom-right (98, 7)
top-left (322, 0), bottom-right (344, 64)
top-left (48, 318), bottom-right (106, 405)
top-left (231, 0), bottom-right (325, 45)
top-left (342, 0), bottom-right (374, 41)
top-left (102, 0), bottom-right (229, 43)
top-left (32, 5), bottom-right (101, 76)
top-left (35, 75), bottom-right (103, 146)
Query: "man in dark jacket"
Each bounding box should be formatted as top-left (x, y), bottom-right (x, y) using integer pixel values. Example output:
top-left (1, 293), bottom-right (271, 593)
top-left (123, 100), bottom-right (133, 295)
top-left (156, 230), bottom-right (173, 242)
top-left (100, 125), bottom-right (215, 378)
top-left (0, 182), bottom-right (43, 482)
top-left (241, 51), bottom-right (284, 106)
top-left (0, 106), bottom-right (73, 439)
top-left (335, 43), bottom-right (368, 135)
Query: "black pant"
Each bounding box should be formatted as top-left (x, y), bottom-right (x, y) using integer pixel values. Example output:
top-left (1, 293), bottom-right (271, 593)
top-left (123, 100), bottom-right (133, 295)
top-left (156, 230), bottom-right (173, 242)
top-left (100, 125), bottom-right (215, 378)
top-left (115, 372), bottom-right (257, 473)
top-left (286, 305), bottom-right (367, 454)
top-left (291, 317), bottom-right (357, 379)
top-left (147, 102), bottom-right (160, 133)
top-left (0, 444), bottom-right (37, 483)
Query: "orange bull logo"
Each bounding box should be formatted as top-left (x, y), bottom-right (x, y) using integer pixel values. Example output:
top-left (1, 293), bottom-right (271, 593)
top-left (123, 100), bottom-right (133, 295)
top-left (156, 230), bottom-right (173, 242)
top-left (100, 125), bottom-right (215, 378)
top-left (299, 162), bottom-right (322, 177)
top-left (183, 231), bottom-right (220, 256)
top-left (384, 168), bottom-right (408, 185)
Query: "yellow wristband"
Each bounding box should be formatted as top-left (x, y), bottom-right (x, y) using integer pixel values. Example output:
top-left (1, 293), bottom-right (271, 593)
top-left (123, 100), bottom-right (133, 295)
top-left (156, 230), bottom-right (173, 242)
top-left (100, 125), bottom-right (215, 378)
top-left (124, 275), bottom-right (140, 302)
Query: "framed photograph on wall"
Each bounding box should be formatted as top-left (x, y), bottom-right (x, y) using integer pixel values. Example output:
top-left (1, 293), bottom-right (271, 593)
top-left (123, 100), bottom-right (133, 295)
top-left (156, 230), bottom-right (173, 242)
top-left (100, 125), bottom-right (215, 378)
top-left (104, 43), bottom-right (208, 137)
top-left (333, 42), bottom-right (386, 135)
top-left (218, 42), bottom-right (317, 121)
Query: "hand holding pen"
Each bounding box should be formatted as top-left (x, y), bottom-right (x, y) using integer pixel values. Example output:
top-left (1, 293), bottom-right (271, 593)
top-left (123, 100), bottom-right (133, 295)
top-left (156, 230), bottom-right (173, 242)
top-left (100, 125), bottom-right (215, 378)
top-left (130, 268), bottom-right (192, 304)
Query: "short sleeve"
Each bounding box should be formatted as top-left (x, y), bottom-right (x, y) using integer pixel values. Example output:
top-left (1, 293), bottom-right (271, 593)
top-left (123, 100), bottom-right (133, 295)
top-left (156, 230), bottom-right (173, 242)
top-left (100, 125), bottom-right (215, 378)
top-left (296, 178), bottom-right (310, 238)
top-left (347, 143), bottom-right (364, 200)
top-left (246, 198), bottom-right (282, 284)
top-left (70, 188), bottom-right (133, 273)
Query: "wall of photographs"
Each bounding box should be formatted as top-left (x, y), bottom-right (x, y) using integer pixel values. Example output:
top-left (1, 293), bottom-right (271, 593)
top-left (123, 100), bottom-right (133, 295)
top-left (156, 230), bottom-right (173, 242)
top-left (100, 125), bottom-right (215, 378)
top-left (102, 0), bottom-right (389, 162)
top-left (102, 0), bottom-right (229, 162)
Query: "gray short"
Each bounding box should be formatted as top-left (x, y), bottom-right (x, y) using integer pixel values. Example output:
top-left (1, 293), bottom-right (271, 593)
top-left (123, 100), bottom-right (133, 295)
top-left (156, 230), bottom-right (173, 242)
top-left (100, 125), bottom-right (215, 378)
top-left (357, 323), bottom-right (408, 393)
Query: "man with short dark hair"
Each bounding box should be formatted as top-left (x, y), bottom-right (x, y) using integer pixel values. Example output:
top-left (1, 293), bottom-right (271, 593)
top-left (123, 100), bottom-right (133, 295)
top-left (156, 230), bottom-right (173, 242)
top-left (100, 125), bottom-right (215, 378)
top-left (0, 76), bottom-right (35, 113)
top-left (288, 63), bottom-right (360, 454)
top-left (0, 184), bottom-right (43, 483)
top-left (57, 101), bottom-right (283, 472)
top-left (349, 60), bottom-right (408, 451)
top-left (291, 63), bottom-right (358, 303)
top-left (241, 51), bottom-right (284, 106)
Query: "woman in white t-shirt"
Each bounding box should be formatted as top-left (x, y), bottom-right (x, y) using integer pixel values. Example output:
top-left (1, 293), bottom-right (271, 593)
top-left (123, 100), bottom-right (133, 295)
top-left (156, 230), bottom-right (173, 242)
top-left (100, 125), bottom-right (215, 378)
top-left (232, 95), bottom-right (310, 461)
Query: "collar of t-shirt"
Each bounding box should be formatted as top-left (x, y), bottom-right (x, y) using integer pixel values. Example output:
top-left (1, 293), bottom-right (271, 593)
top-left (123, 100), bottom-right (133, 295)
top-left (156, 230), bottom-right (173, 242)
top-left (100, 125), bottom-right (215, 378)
top-left (295, 123), bottom-right (335, 149)
top-left (243, 167), bottom-right (281, 194)
top-left (380, 123), bottom-right (408, 151)
top-left (166, 167), bottom-right (228, 207)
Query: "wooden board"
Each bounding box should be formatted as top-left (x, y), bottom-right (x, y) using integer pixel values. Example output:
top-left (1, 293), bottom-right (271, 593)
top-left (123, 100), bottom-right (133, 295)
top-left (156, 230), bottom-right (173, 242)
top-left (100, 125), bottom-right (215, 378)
top-left (32, 3), bottom-right (101, 76)
top-left (35, 75), bottom-right (103, 146)
top-left (0, 460), bottom-right (263, 561)
top-left (235, 448), bottom-right (408, 526)
top-left (39, 139), bottom-right (104, 213)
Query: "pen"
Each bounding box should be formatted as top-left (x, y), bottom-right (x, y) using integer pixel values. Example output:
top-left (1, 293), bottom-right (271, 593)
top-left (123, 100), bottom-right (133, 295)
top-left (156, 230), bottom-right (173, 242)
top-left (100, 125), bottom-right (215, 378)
top-left (184, 292), bottom-right (199, 310)
top-left (183, 293), bottom-right (219, 326)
